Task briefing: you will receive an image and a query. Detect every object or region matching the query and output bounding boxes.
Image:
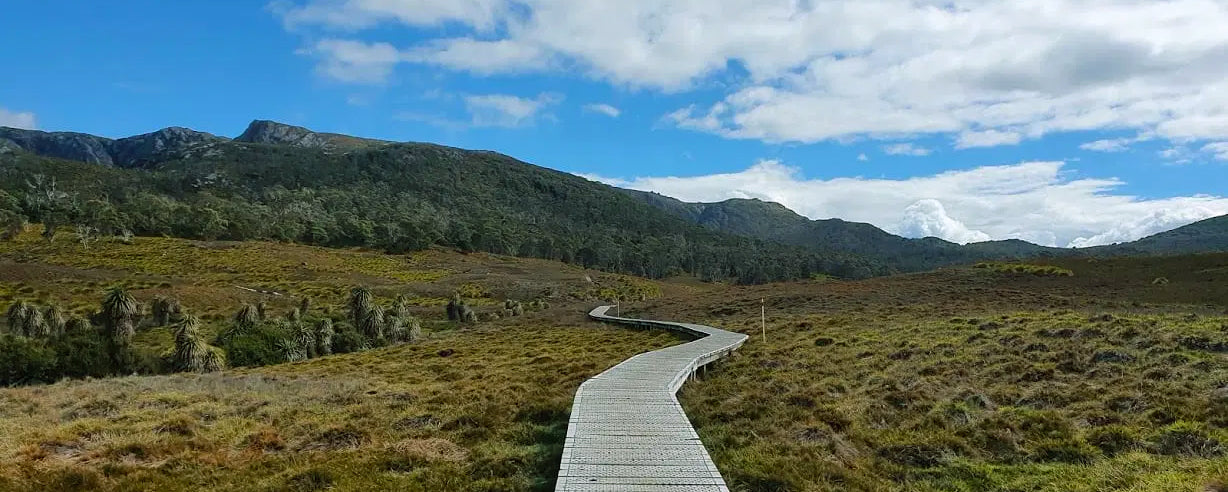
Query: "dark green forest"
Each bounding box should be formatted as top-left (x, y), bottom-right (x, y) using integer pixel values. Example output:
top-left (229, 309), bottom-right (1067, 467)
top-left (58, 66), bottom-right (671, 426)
top-left (0, 142), bottom-right (890, 283)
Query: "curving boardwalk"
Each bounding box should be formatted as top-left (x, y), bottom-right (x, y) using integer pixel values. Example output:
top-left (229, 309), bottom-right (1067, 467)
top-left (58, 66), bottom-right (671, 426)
top-left (555, 306), bottom-right (749, 491)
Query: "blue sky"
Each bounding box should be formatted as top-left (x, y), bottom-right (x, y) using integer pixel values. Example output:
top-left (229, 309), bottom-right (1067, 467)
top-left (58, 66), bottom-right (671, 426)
top-left (3, 0), bottom-right (1228, 247)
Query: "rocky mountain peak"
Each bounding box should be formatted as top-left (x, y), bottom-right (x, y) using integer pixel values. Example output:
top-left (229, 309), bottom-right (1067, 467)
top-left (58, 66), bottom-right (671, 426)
top-left (235, 120), bottom-right (332, 148)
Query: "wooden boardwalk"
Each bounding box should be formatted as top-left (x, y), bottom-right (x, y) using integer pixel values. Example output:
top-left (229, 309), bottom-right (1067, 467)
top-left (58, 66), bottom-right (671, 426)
top-left (555, 306), bottom-right (749, 491)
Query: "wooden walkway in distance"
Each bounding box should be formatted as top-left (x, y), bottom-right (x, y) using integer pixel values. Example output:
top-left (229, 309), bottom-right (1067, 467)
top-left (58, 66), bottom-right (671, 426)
top-left (555, 306), bottom-right (749, 491)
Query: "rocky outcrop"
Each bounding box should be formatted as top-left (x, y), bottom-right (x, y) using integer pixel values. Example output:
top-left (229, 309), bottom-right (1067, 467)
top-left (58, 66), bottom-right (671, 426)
top-left (109, 127), bottom-right (228, 168)
top-left (235, 120), bottom-right (331, 148)
top-left (0, 126), bottom-right (227, 168)
top-left (0, 127), bottom-right (116, 165)
top-left (235, 120), bottom-right (387, 150)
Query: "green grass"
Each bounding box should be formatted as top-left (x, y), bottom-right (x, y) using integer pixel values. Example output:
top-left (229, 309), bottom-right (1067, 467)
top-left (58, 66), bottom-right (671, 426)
top-left (0, 323), bottom-right (683, 491)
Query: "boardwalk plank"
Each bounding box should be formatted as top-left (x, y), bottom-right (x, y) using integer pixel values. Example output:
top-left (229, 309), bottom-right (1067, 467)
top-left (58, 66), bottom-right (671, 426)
top-left (554, 306), bottom-right (747, 492)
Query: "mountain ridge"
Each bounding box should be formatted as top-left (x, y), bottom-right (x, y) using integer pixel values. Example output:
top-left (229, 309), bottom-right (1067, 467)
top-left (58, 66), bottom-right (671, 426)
top-left (3, 119), bottom-right (1226, 274)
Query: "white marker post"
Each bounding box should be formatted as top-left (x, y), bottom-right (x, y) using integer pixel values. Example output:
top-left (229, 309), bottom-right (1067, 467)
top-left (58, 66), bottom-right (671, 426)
top-left (761, 298), bottom-right (766, 343)
top-left (616, 299), bottom-right (620, 317)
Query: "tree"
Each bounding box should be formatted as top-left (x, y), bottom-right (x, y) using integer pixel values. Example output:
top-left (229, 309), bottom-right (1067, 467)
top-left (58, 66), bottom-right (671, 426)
top-left (23, 174), bottom-right (75, 242)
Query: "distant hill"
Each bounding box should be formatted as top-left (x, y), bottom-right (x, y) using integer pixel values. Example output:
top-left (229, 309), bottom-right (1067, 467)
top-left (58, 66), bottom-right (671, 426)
top-left (0, 126), bottom-right (227, 168)
top-left (3, 119), bottom-right (1225, 280)
top-left (622, 190), bottom-right (1065, 271)
top-left (0, 121), bottom-right (889, 283)
top-left (1089, 214), bottom-right (1228, 256)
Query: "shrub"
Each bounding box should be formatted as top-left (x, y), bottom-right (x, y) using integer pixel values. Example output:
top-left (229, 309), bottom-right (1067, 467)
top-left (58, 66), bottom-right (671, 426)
top-left (0, 334), bottom-right (58, 385)
top-left (446, 295), bottom-right (463, 321)
top-left (49, 330), bottom-right (115, 378)
top-left (222, 324), bottom-right (291, 367)
top-left (332, 325), bottom-right (368, 354)
top-left (974, 262), bottom-right (1074, 277)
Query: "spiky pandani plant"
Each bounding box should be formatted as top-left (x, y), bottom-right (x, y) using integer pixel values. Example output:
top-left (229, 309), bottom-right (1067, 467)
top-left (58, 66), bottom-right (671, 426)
top-left (393, 294), bottom-right (411, 319)
top-left (65, 317), bottom-right (92, 334)
top-left (172, 315), bottom-right (208, 372)
top-left (293, 321), bottom-right (316, 355)
top-left (446, 294), bottom-right (463, 321)
top-left (216, 303), bottom-right (260, 345)
top-left (22, 307), bottom-right (47, 338)
top-left (152, 296), bottom-right (183, 326)
top-left (360, 305), bottom-right (385, 341)
top-left (101, 287), bottom-right (139, 346)
top-left (43, 304), bottom-right (66, 336)
top-left (5, 301), bottom-right (34, 336)
top-left (202, 346), bottom-right (226, 372)
top-left (406, 315), bottom-right (422, 342)
top-left (460, 305), bottom-right (478, 324)
top-left (385, 314), bottom-right (406, 343)
top-left (348, 287), bottom-right (373, 329)
top-left (279, 336), bottom-right (308, 363)
top-left (315, 318), bottom-right (334, 356)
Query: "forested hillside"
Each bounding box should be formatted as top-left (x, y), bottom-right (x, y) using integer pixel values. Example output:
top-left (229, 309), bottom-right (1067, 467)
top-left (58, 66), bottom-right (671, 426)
top-left (0, 123), bottom-right (888, 283)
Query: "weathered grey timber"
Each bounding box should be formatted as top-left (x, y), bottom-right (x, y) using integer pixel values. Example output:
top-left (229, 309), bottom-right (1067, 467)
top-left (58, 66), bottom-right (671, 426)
top-left (555, 305), bottom-right (749, 491)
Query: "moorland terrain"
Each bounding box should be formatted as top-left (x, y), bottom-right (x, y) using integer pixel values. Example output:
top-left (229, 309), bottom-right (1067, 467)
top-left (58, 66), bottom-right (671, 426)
top-left (1, 228), bottom-right (1227, 491)
top-left (1, 121), bottom-right (1227, 491)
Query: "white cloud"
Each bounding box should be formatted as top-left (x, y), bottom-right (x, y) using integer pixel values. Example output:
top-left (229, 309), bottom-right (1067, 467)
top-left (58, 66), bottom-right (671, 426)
top-left (1202, 142), bottom-right (1228, 160)
top-left (303, 38), bottom-right (401, 84)
top-left (583, 103), bottom-right (621, 118)
top-left (957, 130), bottom-right (1023, 149)
top-left (279, 0), bottom-right (1228, 150)
top-left (1080, 138), bottom-right (1134, 152)
top-left (0, 107), bottom-right (37, 129)
top-left (857, 153), bottom-right (869, 162)
top-left (578, 159), bottom-right (1228, 247)
top-left (898, 199), bottom-right (992, 244)
top-left (464, 92), bottom-right (563, 128)
top-left (883, 143), bottom-right (932, 156)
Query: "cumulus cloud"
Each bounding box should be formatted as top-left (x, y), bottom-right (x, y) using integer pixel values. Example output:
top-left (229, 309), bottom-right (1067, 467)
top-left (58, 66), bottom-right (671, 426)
top-left (883, 143), bottom-right (932, 156)
top-left (898, 199), bottom-right (991, 244)
top-left (465, 92), bottom-right (563, 128)
top-left (857, 153), bottom-right (869, 162)
top-left (0, 107), bottom-right (37, 129)
top-left (277, 0), bottom-right (1228, 151)
top-left (582, 103), bottom-right (621, 118)
top-left (576, 160), bottom-right (1228, 247)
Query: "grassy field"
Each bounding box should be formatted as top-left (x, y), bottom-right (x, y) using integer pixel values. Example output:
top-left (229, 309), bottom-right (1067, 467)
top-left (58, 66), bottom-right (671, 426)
top-left (0, 229), bottom-right (682, 491)
top-left (4, 228), bottom-right (1228, 490)
top-left (634, 256), bottom-right (1228, 491)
